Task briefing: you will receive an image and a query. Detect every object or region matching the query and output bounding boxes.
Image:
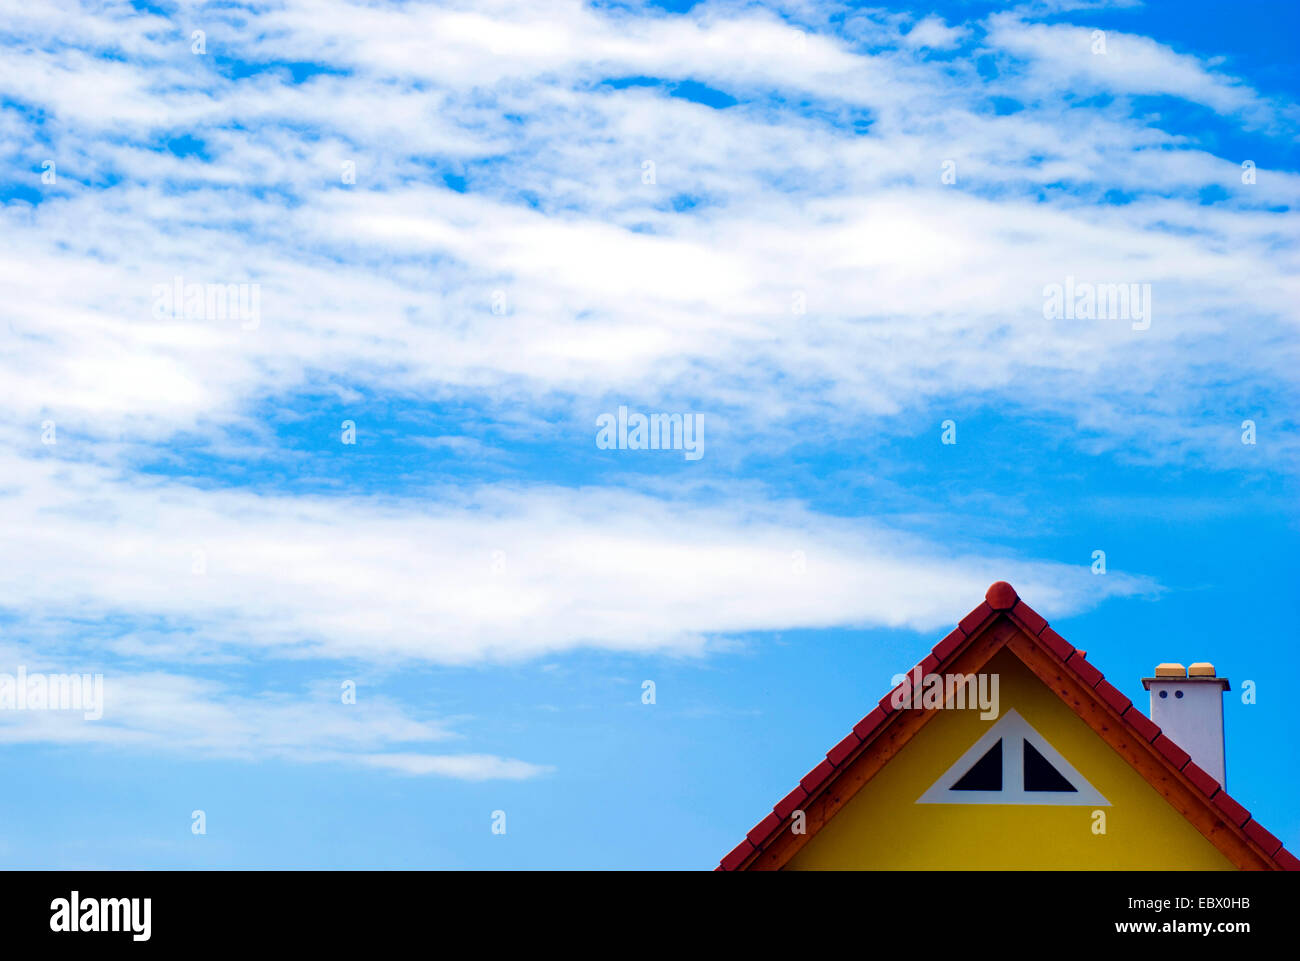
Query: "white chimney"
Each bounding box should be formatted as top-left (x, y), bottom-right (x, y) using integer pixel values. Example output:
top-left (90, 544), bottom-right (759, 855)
top-left (1142, 662), bottom-right (1230, 787)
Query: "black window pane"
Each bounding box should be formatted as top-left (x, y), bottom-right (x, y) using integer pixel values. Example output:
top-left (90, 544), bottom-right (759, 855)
top-left (1023, 740), bottom-right (1077, 792)
top-left (952, 739), bottom-right (1002, 791)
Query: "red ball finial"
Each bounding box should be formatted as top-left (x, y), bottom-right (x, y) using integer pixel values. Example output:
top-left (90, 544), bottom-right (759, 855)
top-left (986, 581), bottom-right (1018, 610)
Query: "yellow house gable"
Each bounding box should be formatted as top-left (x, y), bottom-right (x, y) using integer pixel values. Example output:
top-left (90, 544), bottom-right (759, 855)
top-left (786, 649), bottom-right (1235, 870)
top-left (721, 584), bottom-right (1294, 871)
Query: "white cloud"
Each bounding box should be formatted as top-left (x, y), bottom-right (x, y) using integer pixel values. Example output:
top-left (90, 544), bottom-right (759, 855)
top-left (0, 1), bottom-right (1293, 469)
top-left (0, 451), bottom-right (1153, 664)
top-left (983, 13), bottom-right (1261, 116)
top-left (0, 1), bottom-right (1292, 691)
top-left (360, 753), bottom-right (551, 779)
top-left (0, 666), bottom-right (548, 778)
top-left (901, 15), bottom-right (968, 50)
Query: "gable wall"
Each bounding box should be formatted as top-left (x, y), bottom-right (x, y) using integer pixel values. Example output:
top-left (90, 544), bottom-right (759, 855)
top-left (786, 649), bottom-right (1235, 869)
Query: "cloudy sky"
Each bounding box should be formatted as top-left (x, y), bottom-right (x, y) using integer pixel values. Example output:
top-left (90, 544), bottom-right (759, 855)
top-left (0, 0), bottom-right (1296, 867)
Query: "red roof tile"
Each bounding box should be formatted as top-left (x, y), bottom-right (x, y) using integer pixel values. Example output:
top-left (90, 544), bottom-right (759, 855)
top-left (719, 838), bottom-right (754, 871)
top-left (958, 601), bottom-right (994, 636)
top-left (877, 685), bottom-right (902, 714)
top-left (1122, 705), bottom-right (1161, 742)
top-left (1212, 791), bottom-right (1250, 828)
top-left (852, 706), bottom-right (888, 741)
top-left (1039, 626), bottom-right (1074, 662)
top-left (1153, 734), bottom-right (1191, 770)
top-left (746, 812), bottom-right (782, 848)
top-left (826, 730), bottom-right (861, 767)
top-left (1009, 600), bottom-right (1048, 636)
top-left (1066, 651), bottom-right (1103, 688)
top-left (799, 759), bottom-right (834, 795)
top-left (1244, 820), bottom-right (1283, 857)
top-left (1094, 679), bottom-right (1132, 715)
top-left (773, 784), bottom-right (807, 820)
top-left (931, 628), bottom-right (965, 661)
top-left (1181, 760), bottom-right (1220, 798)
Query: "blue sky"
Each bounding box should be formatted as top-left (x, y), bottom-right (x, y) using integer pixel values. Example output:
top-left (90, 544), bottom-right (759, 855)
top-left (0, 0), bottom-right (1297, 868)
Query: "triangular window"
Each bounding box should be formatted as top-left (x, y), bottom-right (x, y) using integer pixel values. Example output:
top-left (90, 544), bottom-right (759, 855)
top-left (951, 739), bottom-right (1002, 791)
top-left (1023, 740), bottom-right (1076, 792)
top-left (917, 709), bottom-right (1108, 806)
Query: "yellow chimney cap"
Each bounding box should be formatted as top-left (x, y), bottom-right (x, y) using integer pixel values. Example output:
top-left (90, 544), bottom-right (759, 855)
top-left (1154, 663), bottom-right (1187, 678)
top-left (1188, 662), bottom-right (1216, 677)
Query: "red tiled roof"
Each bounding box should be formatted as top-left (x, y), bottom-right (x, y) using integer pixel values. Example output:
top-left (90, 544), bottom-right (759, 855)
top-left (718, 581), bottom-right (1296, 871)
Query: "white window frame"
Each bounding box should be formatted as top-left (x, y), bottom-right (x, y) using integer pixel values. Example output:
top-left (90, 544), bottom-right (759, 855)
top-left (917, 709), bottom-right (1109, 806)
